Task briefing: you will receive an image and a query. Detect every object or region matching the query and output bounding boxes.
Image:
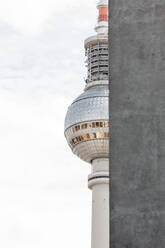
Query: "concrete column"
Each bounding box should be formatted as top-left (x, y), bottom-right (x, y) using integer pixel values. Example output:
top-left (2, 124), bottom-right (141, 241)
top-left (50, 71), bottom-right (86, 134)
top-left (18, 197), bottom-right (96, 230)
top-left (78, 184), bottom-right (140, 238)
top-left (88, 158), bottom-right (109, 248)
top-left (109, 0), bottom-right (165, 247)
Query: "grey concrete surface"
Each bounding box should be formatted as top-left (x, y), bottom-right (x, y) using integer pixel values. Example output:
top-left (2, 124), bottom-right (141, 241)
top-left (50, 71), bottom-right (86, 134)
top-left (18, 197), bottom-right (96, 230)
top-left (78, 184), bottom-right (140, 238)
top-left (109, 0), bottom-right (165, 247)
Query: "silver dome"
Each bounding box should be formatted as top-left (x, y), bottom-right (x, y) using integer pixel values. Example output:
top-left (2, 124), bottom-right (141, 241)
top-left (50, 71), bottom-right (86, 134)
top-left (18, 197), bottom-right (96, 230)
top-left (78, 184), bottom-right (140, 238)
top-left (64, 85), bottom-right (109, 163)
top-left (64, 85), bottom-right (109, 131)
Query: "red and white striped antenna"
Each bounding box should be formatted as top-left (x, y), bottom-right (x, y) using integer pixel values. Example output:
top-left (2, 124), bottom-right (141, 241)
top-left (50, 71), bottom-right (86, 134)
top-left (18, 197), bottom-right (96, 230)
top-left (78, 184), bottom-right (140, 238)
top-left (95, 0), bottom-right (108, 35)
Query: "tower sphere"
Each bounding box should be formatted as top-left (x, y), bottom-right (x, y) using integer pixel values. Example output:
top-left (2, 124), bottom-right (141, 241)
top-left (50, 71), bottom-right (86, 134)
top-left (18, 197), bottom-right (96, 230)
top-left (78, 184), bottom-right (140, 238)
top-left (64, 84), bottom-right (109, 163)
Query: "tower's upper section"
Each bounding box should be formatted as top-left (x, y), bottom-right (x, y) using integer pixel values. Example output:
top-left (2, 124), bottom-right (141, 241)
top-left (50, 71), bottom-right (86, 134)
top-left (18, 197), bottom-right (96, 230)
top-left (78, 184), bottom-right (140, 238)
top-left (84, 0), bottom-right (108, 89)
top-left (64, 0), bottom-right (109, 163)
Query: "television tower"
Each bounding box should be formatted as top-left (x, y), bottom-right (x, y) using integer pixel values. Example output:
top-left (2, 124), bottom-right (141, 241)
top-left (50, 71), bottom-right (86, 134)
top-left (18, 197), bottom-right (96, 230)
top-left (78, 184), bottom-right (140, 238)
top-left (64, 1), bottom-right (109, 247)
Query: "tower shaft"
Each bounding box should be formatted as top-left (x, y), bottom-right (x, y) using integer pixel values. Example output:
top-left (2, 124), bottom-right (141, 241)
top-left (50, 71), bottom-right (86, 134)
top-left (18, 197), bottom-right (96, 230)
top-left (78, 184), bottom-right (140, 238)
top-left (88, 158), bottom-right (109, 248)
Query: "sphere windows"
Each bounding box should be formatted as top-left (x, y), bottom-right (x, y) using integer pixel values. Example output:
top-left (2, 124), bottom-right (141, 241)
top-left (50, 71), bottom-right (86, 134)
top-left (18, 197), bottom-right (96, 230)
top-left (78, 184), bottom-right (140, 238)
top-left (96, 132), bottom-right (104, 138)
top-left (86, 133), bottom-right (90, 139)
top-left (92, 122), bottom-right (96, 128)
top-left (74, 125), bottom-right (80, 132)
top-left (90, 133), bottom-right (96, 139)
top-left (87, 123), bottom-right (92, 128)
top-left (71, 132), bottom-right (109, 146)
top-left (82, 123), bottom-right (88, 129)
top-left (96, 122), bottom-right (100, 127)
top-left (104, 132), bottom-right (109, 138)
top-left (82, 134), bottom-right (88, 140)
top-left (71, 121), bottom-right (109, 133)
top-left (104, 121), bottom-right (109, 127)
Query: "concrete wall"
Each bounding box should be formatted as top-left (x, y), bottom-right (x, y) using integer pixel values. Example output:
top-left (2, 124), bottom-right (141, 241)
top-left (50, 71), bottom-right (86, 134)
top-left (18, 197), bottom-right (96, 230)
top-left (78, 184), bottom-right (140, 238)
top-left (109, 0), bottom-right (165, 247)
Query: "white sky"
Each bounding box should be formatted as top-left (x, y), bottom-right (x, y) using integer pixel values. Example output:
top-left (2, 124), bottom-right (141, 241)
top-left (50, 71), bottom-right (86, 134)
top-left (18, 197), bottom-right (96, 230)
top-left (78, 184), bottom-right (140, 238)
top-left (0, 0), bottom-right (97, 247)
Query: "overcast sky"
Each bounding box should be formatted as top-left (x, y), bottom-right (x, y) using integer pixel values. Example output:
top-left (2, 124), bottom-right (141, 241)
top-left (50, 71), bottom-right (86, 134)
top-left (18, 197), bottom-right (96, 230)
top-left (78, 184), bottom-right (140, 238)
top-left (0, 0), bottom-right (97, 247)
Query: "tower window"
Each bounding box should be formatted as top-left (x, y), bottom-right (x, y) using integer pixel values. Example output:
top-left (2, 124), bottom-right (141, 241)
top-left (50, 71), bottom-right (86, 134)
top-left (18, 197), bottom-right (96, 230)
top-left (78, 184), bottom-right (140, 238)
top-left (96, 122), bottom-right (100, 127)
top-left (92, 122), bottom-right (96, 128)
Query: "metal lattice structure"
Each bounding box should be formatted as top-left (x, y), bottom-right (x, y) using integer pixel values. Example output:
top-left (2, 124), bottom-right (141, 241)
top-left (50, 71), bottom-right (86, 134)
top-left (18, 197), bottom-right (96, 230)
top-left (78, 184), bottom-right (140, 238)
top-left (85, 42), bottom-right (108, 84)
